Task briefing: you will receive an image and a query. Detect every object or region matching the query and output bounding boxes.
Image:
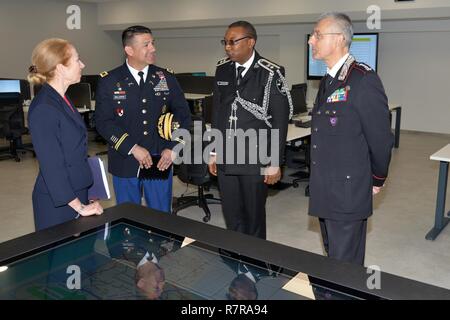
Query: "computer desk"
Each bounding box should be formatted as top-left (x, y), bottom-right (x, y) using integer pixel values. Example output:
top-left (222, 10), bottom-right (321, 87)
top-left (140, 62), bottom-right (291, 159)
top-left (426, 144), bottom-right (450, 241)
top-left (286, 124), bottom-right (311, 192)
top-left (185, 93), bottom-right (211, 101)
top-left (185, 92), bottom-right (212, 115)
top-left (287, 123), bottom-right (311, 142)
top-left (388, 103), bottom-right (402, 149)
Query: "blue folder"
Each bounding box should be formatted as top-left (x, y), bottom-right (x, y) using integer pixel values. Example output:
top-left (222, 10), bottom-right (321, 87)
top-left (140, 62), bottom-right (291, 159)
top-left (87, 156), bottom-right (111, 200)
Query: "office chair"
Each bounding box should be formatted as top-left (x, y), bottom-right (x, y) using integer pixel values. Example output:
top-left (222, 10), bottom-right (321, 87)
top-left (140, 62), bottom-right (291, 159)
top-left (290, 141), bottom-right (310, 196)
top-left (172, 116), bottom-right (221, 222)
top-left (291, 83), bottom-right (307, 95)
top-left (0, 104), bottom-right (20, 161)
top-left (0, 93), bottom-right (35, 162)
top-left (201, 95), bottom-right (214, 125)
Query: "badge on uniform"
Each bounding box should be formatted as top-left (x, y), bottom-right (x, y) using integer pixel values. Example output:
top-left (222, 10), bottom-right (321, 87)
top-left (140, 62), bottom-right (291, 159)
top-left (327, 87), bottom-right (348, 103)
top-left (276, 78), bottom-right (287, 95)
top-left (329, 116), bottom-right (338, 127)
top-left (116, 108), bottom-right (124, 117)
top-left (113, 90), bottom-right (126, 100)
top-left (154, 71), bottom-right (169, 92)
top-left (217, 81), bottom-right (229, 86)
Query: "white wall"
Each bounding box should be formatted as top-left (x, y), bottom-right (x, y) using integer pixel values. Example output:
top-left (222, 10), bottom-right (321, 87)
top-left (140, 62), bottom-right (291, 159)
top-left (1, 0), bottom-right (450, 134)
top-left (148, 19), bottom-right (450, 135)
top-left (97, 0), bottom-right (450, 27)
top-left (0, 0), bottom-right (123, 78)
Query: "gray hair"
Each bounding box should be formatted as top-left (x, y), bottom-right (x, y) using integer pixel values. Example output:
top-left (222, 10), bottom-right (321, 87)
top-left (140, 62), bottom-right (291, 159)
top-left (317, 12), bottom-right (353, 48)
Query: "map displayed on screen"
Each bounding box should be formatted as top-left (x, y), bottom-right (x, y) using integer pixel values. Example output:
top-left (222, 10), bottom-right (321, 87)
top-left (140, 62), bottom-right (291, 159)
top-left (0, 222), bottom-right (354, 300)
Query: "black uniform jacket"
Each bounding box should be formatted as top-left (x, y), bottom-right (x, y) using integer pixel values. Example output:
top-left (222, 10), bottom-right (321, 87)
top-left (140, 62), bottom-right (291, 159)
top-left (95, 63), bottom-right (191, 177)
top-left (212, 51), bottom-right (290, 175)
top-left (308, 56), bottom-right (394, 221)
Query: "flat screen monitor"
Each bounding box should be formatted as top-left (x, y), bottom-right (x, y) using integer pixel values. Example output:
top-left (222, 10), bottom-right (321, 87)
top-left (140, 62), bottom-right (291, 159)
top-left (175, 75), bottom-right (214, 94)
top-left (19, 80), bottom-right (31, 101)
top-left (66, 83), bottom-right (91, 109)
top-left (290, 84), bottom-right (308, 115)
top-left (307, 33), bottom-right (379, 80)
top-left (81, 75), bottom-right (100, 100)
top-left (0, 80), bottom-right (21, 94)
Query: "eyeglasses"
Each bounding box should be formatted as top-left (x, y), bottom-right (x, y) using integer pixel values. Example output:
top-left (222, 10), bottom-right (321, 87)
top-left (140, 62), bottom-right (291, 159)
top-left (220, 36), bottom-right (251, 46)
top-left (311, 31), bottom-right (342, 41)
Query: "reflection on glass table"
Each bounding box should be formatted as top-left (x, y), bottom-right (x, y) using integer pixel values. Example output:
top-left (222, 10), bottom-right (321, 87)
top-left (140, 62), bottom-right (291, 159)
top-left (0, 222), bottom-right (354, 300)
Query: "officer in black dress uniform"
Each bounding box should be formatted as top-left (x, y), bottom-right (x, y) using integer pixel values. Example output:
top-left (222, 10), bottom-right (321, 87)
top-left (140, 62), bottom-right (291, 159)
top-left (95, 26), bottom-right (191, 212)
top-left (308, 12), bottom-right (394, 265)
top-left (208, 21), bottom-right (292, 239)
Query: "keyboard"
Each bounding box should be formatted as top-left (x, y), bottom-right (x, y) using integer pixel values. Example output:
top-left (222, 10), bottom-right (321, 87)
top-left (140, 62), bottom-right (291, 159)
top-left (294, 120), bottom-right (311, 128)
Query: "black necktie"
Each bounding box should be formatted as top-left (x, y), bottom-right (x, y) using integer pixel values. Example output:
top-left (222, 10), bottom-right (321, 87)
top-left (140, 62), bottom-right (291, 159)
top-left (236, 66), bottom-right (245, 86)
top-left (138, 71), bottom-right (145, 87)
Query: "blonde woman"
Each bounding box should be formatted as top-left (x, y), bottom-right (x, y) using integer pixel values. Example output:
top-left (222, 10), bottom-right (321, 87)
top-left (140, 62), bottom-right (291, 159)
top-left (28, 38), bottom-right (103, 231)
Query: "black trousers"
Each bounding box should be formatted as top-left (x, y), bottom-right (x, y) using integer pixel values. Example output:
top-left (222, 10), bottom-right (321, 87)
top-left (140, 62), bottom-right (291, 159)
top-left (217, 170), bottom-right (268, 239)
top-left (319, 218), bottom-right (368, 266)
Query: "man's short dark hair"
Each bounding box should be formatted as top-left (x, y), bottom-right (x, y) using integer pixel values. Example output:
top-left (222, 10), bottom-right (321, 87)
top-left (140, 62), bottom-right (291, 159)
top-left (122, 25), bottom-right (152, 47)
top-left (228, 21), bottom-right (257, 42)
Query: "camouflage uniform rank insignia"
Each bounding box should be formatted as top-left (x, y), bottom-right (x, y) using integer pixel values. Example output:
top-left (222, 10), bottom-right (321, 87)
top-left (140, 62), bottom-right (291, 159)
top-left (216, 57), bottom-right (230, 67)
top-left (100, 71), bottom-right (108, 78)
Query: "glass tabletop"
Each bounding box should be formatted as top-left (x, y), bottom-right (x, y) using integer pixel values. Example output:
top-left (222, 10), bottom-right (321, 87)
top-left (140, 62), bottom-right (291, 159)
top-left (0, 222), bottom-right (356, 300)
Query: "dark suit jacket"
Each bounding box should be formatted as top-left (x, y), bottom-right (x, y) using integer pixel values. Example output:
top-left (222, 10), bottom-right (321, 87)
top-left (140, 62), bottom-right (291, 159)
top-left (212, 51), bottom-right (290, 175)
top-left (28, 83), bottom-right (93, 207)
top-left (95, 63), bottom-right (191, 178)
top-left (308, 56), bottom-right (394, 221)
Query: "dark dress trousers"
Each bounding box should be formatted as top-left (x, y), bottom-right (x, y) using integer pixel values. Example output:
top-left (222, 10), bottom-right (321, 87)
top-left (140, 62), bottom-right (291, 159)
top-left (28, 84), bottom-right (93, 231)
top-left (212, 51), bottom-right (291, 239)
top-left (308, 55), bottom-right (394, 265)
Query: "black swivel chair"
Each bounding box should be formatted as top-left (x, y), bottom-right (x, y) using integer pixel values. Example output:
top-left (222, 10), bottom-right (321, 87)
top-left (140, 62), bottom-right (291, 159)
top-left (172, 116), bottom-right (221, 222)
top-left (202, 95), bottom-right (214, 125)
top-left (286, 83), bottom-right (310, 195)
top-left (0, 93), bottom-right (35, 162)
top-left (291, 82), bottom-right (307, 96)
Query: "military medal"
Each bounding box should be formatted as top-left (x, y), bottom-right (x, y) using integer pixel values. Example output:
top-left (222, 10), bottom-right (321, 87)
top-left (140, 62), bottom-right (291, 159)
top-left (329, 116), bottom-right (338, 126)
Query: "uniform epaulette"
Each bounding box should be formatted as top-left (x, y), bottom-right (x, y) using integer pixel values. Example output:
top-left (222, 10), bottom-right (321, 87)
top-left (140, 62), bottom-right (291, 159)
top-left (354, 62), bottom-right (373, 73)
top-left (216, 57), bottom-right (230, 67)
top-left (99, 71), bottom-right (108, 78)
top-left (165, 67), bottom-right (174, 74)
top-left (257, 58), bottom-right (281, 73)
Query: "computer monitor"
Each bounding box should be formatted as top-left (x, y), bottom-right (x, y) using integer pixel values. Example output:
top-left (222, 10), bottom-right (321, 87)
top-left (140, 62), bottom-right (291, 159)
top-left (80, 75), bottom-right (100, 100)
top-left (66, 83), bottom-right (91, 109)
top-left (19, 80), bottom-right (31, 101)
top-left (175, 75), bottom-right (214, 94)
top-left (290, 84), bottom-right (308, 115)
top-left (307, 33), bottom-right (379, 80)
top-left (0, 80), bottom-right (21, 94)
